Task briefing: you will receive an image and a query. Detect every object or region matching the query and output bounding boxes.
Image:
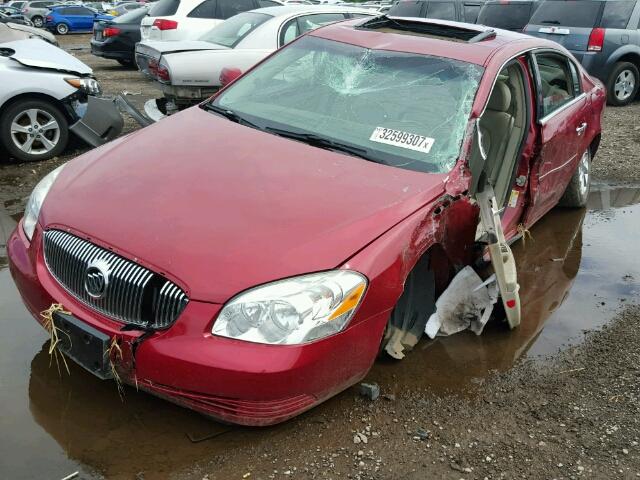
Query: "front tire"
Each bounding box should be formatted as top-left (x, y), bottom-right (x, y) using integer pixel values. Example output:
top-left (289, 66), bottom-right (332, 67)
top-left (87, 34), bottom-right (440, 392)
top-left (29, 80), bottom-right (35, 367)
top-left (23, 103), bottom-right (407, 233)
top-left (0, 98), bottom-right (69, 163)
top-left (56, 23), bottom-right (69, 35)
top-left (32, 15), bottom-right (44, 28)
top-left (606, 62), bottom-right (639, 106)
top-left (559, 148), bottom-right (591, 208)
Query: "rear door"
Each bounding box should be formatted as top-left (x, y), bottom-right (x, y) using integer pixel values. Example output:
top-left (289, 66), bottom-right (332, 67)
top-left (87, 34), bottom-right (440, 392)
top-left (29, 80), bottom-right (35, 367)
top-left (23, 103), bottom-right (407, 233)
top-left (525, 0), bottom-right (603, 51)
top-left (524, 51), bottom-right (591, 225)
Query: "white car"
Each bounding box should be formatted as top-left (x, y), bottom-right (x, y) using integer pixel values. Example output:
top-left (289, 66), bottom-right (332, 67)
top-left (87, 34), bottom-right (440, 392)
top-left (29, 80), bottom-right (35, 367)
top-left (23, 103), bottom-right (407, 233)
top-left (0, 36), bottom-right (122, 162)
top-left (136, 5), bottom-right (374, 118)
top-left (140, 0), bottom-right (283, 42)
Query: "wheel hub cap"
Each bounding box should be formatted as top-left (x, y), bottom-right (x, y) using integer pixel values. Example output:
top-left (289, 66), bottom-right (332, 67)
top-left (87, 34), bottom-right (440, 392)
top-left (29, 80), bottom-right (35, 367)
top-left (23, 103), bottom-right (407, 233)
top-left (578, 150), bottom-right (590, 197)
top-left (614, 70), bottom-right (636, 101)
top-left (10, 108), bottom-right (60, 155)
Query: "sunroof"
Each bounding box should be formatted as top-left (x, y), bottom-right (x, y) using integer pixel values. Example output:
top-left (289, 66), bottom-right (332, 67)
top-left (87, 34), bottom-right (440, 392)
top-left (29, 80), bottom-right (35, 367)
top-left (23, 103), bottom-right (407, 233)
top-left (357, 16), bottom-right (497, 43)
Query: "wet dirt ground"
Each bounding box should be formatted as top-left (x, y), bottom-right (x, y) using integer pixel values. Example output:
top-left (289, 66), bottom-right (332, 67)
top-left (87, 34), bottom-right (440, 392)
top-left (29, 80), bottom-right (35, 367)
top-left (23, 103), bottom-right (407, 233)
top-left (1, 35), bottom-right (640, 480)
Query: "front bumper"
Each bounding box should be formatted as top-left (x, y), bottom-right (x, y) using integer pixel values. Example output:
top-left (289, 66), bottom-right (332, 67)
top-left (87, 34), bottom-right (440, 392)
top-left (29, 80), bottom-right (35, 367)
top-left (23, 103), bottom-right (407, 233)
top-left (7, 223), bottom-right (385, 426)
top-left (68, 95), bottom-right (123, 148)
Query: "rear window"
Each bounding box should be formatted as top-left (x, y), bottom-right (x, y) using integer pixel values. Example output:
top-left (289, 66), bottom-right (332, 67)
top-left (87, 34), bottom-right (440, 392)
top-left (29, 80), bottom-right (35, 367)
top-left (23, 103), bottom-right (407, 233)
top-left (529, 0), bottom-right (603, 28)
top-left (477, 3), bottom-right (532, 30)
top-left (388, 0), bottom-right (424, 16)
top-left (113, 6), bottom-right (148, 23)
top-left (148, 0), bottom-right (179, 16)
top-left (601, 0), bottom-right (635, 28)
top-left (200, 11), bottom-right (271, 47)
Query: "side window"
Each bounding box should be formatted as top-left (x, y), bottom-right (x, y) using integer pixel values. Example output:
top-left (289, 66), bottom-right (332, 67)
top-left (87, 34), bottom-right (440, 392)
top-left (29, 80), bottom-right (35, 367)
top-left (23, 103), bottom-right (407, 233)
top-left (188, 0), bottom-right (216, 19)
top-left (463, 3), bottom-right (481, 22)
top-left (600, 0), bottom-right (635, 28)
top-left (426, 2), bottom-right (456, 20)
top-left (258, 0), bottom-right (280, 6)
top-left (296, 13), bottom-right (348, 35)
top-left (535, 53), bottom-right (577, 117)
top-left (66, 7), bottom-right (84, 14)
top-left (279, 17), bottom-right (299, 45)
top-left (216, 0), bottom-right (255, 20)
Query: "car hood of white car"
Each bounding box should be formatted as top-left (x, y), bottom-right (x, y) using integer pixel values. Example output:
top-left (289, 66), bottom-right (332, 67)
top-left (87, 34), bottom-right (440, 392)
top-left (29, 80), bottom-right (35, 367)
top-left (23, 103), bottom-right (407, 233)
top-left (3, 38), bottom-right (92, 75)
top-left (137, 39), bottom-right (230, 57)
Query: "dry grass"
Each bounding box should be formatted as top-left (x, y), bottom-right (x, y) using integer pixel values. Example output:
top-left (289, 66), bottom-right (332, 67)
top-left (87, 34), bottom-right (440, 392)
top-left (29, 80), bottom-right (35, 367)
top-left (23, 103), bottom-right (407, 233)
top-left (40, 303), bottom-right (71, 376)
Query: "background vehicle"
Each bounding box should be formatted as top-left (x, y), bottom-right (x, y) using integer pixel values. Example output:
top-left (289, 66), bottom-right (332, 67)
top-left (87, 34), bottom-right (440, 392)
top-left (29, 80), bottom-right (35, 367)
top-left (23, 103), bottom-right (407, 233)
top-left (106, 2), bottom-right (145, 15)
top-left (45, 5), bottom-right (113, 34)
top-left (388, 0), bottom-right (485, 23)
top-left (525, 0), bottom-right (640, 106)
top-left (92, 7), bottom-right (148, 65)
top-left (0, 10), bottom-right (32, 25)
top-left (136, 5), bottom-right (374, 116)
top-left (140, 0), bottom-right (283, 41)
top-left (476, 0), bottom-right (539, 31)
top-left (0, 17), bottom-right (58, 42)
top-left (20, 0), bottom-right (56, 28)
top-left (6, 1), bottom-right (28, 10)
top-left (0, 38), bottom-right (122, 162)
top-left (0, 5), bottom-right (31, 22)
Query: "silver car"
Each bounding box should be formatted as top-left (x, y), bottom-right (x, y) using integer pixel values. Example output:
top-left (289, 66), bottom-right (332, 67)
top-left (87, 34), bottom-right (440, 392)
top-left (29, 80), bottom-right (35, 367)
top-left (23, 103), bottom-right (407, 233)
top-left (0, 36), bottom-right (123, 162)
top-left (20, 0), bottom-right (56, 28)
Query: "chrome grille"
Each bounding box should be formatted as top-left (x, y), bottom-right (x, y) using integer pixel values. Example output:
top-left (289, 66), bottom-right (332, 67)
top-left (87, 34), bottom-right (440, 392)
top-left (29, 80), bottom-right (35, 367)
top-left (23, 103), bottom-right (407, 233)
top-left (43, 230), bottom-right (188, 329)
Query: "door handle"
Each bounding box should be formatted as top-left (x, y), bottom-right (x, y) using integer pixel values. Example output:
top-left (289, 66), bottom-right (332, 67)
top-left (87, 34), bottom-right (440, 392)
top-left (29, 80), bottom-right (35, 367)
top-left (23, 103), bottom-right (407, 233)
top-left (576, 122), bottom-right (587, 135)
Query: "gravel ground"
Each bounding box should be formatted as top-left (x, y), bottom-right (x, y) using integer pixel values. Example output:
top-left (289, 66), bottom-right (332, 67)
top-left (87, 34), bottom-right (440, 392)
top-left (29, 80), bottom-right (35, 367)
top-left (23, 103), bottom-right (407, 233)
top-left (184, 306), bottom-right (640, 480)
top-left (593, 102), bottom-right (640, 183)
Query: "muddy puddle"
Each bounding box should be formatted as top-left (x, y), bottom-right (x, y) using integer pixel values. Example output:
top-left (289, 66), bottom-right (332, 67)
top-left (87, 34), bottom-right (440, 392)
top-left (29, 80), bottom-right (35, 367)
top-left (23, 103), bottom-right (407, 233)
top-left (1, 185), bottom-right (639, 480)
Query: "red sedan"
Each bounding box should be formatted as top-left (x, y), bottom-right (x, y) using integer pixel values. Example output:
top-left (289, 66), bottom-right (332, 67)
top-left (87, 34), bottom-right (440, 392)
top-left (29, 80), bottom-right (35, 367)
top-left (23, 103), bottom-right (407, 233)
top-left (8, 17), bottom-right (605, 425)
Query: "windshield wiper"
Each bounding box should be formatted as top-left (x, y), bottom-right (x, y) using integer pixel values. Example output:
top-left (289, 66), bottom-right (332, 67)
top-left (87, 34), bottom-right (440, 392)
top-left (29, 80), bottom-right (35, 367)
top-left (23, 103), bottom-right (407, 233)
top-left (265, 127), bottom-right (378, 163)
top-left (201, 103), bottom-right (260, 129)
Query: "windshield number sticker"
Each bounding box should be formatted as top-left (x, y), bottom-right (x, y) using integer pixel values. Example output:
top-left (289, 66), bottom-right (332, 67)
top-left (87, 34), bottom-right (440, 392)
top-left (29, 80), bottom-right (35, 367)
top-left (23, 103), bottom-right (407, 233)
top-left (369, 127), bottom-right (434, 154)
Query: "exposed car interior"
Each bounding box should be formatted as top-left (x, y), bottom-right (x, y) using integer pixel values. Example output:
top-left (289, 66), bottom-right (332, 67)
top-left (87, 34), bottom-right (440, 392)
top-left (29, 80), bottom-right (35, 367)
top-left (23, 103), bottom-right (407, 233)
top-left (478, 62), bottom-right (528, 208)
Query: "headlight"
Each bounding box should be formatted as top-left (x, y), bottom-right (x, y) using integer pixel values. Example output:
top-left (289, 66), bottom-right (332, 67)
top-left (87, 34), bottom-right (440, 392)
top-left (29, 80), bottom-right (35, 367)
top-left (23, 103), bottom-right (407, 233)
top-left (65, 77), bottom-right (101, 96)
top-left (212, 271), bottom-right (368, 345)
top-left (23, 164), bottom-right (66, 240)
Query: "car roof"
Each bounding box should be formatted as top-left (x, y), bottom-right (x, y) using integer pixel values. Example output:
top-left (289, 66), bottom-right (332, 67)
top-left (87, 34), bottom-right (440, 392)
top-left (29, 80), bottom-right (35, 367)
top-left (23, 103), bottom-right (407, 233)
top-left (309, 16), bottom-right (561, 66)
top-left (253, 4), bottom-right (374, 16)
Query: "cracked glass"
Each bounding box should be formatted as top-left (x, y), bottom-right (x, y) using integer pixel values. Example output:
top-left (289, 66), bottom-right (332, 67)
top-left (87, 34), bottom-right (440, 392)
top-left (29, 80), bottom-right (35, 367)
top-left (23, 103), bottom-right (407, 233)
top-left (215, 35), bottom-right (483, 173)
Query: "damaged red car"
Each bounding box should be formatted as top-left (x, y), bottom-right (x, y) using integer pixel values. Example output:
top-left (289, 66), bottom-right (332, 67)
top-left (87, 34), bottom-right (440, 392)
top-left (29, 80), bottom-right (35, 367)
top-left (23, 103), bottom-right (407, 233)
top-left (8, 16), bottom-right (605, 426)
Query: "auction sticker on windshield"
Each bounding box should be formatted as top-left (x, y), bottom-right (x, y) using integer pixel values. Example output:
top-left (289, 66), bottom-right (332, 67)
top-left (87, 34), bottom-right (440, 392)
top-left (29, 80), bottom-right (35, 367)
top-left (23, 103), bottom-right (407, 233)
top-left (369, 127), bottom-right (434, 154)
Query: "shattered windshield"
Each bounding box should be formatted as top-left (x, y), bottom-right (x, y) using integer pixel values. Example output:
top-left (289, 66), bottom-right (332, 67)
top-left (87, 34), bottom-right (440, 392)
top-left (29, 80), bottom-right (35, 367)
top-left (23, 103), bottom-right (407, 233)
top-left (213, 35), bottom-right (483, 173)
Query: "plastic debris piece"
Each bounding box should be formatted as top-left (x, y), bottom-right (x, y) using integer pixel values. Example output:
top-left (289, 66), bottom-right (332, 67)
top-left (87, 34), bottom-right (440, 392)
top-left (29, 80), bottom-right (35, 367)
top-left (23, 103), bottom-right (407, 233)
top-left (425, 266), bottom-right (498, 338)
top-left (359, 382), bottom-right (380, 401)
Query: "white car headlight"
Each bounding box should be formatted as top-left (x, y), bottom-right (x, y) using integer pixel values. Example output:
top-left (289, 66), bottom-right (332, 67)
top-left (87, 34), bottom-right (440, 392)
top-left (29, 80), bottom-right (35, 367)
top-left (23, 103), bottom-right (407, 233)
top-left (65, 77), bottom-right (102, 96)
top-left (212, 271), bottom-right (368, 345)
top-left (22, 164), bottom-right (66, 240)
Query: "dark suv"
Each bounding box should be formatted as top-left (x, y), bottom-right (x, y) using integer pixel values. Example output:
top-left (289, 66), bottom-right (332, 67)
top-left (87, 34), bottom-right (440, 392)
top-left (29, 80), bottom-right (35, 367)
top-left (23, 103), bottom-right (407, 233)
top-left (388, 0), bottom-right (486, 23)
top-left (525, 0), bottom-right (640, 106)
top-left (476, 0), bottom-right (540, 31)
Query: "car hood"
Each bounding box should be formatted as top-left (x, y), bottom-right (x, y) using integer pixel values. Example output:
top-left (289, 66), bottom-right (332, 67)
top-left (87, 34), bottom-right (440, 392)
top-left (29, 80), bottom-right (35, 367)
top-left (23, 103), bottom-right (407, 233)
top-left (5, 21), bottom-right (57, 44)
top-left (41, 107), bottom-right (448, 303)
top-left (4, 38), bottom-right (91, 74)
top-left (137, 39), bottom-right (228, 57)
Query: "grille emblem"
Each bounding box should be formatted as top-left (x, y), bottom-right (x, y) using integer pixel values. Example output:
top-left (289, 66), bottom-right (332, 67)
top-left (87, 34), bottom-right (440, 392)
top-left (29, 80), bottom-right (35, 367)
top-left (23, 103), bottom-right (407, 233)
top-left (84, 258), bottom-right (110, 299)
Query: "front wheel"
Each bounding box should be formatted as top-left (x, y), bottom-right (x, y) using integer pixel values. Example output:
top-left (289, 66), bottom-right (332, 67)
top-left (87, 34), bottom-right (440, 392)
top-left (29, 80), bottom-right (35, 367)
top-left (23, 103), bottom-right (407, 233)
top-left (559, 148), bottom-right (591, 208)
top-left (32, 15), bottom-right (44, 28)
top-left (0, 99), bottom-right (69, 163)
top-left (56, 23), bottom-right (69, 35)
top-left (606, 62), bottom-right (639, 106)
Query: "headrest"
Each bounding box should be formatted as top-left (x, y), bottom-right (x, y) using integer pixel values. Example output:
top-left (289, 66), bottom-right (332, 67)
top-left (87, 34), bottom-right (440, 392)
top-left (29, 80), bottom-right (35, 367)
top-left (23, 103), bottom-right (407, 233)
top-left (487, 82), bottom-right (511, 112)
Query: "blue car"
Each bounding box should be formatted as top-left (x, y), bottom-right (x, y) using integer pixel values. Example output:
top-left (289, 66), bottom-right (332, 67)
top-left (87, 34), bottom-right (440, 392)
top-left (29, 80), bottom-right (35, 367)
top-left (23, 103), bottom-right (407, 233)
top-left (45, 5), bottom-right (112, 35)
